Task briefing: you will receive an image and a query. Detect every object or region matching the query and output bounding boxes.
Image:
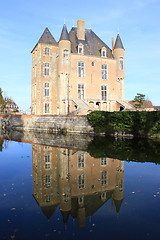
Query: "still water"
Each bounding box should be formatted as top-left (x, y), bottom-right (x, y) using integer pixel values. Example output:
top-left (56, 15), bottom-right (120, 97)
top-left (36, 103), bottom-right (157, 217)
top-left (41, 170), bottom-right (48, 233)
top-left (0, 133), bottom-right (160, 240)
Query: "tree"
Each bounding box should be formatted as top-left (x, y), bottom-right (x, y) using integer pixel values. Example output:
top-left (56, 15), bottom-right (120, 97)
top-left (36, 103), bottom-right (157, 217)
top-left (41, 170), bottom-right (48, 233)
top-left (0, 88), bottom-right (5, 112)
top-left (0, 89), bottom-right (10, 113)
top-left (133, 93), bottom-right (146, 108)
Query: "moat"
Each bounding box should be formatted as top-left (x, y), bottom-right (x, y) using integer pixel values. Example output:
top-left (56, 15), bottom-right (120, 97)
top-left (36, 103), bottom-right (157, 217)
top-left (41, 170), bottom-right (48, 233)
top-left (0, 132), bottom-right (160, 240)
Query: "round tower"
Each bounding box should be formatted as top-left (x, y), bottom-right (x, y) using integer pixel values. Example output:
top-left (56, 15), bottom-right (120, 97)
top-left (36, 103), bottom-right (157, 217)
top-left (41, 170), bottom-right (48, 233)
top-left (112, 161), bottom-right (124, 213)
top-left (58, 24), bottom-right (71, 115)
top-left (113, 33), bottom-right (125, 101)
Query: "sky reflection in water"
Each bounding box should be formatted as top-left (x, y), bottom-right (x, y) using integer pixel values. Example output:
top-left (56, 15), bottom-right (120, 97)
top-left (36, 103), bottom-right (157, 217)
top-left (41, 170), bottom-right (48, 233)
top-left (0, 137), bottom-right (160, 240)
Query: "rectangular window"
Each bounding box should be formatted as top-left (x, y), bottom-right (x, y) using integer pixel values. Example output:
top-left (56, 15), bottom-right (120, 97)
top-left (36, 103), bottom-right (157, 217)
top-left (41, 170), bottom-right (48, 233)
top-left (44, 83), bottom-right (49, 97)
top-left (78, 174), bottom-right (85, 190)
top-left (101, 64), bottom-right (107, 79)
top-left (120, 57), bottom-right (123, 70)
top-left (101, 157), bottom-right (107, 166)
top-left (63, 50), bottom-right (69, 63)
top-left (101, 85), bottom-right (107, 100)
top-left (78, 61), bottom-right (84, 77)
top-left (44, 146), bottom-right (51, 150)
top-left (44, 63), bottom-right (49, 75)
top-left (78, 153), bottom-right (85, 168)
top-left (44, 48), bottom-right (50, 55)
top-left (45, 175), bottom-right (51, 188)
top-left (46, 195), bottom-right (51, 202)
top-left (119, 179), bottom-right (123, 192)
top-left (78, 84), bottom-right (84, 99)
top-left (101, 170), bottom-right (107, 186)
top-left (63, 193), bottom-right (69, 202)
top-left (45, 103), bottom-right (50, 113)
top-left (45, 154), bottom-right (50, 169)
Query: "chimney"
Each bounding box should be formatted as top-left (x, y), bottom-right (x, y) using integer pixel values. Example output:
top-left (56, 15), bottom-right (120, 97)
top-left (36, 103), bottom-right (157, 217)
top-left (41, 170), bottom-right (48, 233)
top-left (77, 20), bottom-right (85, 40)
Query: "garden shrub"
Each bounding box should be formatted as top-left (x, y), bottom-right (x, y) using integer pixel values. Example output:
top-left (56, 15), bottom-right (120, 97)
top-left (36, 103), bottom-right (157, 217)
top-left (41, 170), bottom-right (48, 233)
top-left (87, 111), bottom-right (160, 137)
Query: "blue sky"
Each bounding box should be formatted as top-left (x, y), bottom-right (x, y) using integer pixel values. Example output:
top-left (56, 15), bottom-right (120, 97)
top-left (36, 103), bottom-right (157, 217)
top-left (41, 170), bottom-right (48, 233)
top-left (0, 0), bottom-right (160, 111)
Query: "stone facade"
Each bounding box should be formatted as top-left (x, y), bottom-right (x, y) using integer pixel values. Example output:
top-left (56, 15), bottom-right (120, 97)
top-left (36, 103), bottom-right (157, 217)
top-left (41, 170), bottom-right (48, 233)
top-left (31, 20), bottom-right (132, 115)
top-left (0, 115), bottom-right (94, 134)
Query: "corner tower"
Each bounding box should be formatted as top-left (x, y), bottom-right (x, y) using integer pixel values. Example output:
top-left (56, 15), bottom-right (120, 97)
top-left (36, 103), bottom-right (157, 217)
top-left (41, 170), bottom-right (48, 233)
top-left (58, 24), bottom-right (71, 115)
top-left (113, 33), bottom-right (125, 101)
top-left (31, 27), bottom-right (58, 115)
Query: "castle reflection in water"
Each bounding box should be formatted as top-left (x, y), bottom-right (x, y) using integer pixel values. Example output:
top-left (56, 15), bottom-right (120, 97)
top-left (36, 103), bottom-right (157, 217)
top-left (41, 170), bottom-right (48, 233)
top-left (32, 144), bottom-right (124, 227)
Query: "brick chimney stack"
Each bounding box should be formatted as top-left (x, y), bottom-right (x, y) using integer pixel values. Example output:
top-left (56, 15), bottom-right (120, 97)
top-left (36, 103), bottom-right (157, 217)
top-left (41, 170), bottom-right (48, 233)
top-left (77, 20), bottom-right (85, 40)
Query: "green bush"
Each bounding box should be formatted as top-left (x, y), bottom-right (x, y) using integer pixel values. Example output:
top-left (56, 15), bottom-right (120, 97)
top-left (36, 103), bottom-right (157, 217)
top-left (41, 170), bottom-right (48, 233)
top-left (87, 111), bottom-right (160, 137)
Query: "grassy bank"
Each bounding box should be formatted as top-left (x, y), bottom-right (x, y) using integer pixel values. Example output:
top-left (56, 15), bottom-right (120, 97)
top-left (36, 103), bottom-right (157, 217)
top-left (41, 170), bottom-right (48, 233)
top-left (87, 111), bottom-right (160, 138)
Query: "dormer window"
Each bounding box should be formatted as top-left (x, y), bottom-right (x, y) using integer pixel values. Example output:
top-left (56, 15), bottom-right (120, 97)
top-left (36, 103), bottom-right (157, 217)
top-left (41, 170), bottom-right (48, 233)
top-left (78, 45), bottom-right (83, 55)
top-left (101, 47), bottom-right (106, 57)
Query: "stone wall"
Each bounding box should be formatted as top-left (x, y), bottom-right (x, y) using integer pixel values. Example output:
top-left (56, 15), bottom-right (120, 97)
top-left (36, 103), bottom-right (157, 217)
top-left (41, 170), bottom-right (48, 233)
top-left (0, 115), bottom-right (94, 134)
top-left (0, 130), bottom-right (93, 150)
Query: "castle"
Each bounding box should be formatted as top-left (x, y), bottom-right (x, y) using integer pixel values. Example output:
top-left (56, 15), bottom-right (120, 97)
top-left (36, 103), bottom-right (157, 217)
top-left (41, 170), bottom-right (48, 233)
top-left (31, 20), bottom-right (132, 115)
top-left (32, 144), bottom-right (124, 225)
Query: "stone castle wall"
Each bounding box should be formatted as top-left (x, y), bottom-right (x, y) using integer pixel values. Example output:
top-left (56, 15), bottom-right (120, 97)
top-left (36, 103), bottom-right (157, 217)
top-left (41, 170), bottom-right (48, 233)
top-left (0, 115), bottom-right (94, 134)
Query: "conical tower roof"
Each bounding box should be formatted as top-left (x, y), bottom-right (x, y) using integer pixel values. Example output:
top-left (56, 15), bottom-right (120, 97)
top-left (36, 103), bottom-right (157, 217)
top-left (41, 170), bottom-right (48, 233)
top-left (38, 27), bottom-right (57, 45)
top-left (114, 199), bottom-right (123, 213)
top-left (59, 24), bottom-right (70, 41)
top-left (41, 204), bottom-right (58, 219)
top-left (61, 210), bottom-right (70, 224)
top-left (114, 33), bottom-right (124, 49)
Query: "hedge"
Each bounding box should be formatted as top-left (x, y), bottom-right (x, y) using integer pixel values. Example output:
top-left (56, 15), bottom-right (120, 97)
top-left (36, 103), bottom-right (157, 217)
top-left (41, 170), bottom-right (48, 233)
top-left (87, 111), bottom-right (160, 137)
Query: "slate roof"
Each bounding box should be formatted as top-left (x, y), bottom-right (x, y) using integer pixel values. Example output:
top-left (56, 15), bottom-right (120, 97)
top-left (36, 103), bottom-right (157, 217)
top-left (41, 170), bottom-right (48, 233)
top-left (31, 27), bottom-right (57, 52)
top-left (69, 27), bottom-right (113, 58)
top-left (114, 199), bottom-right (123, 213)
top-left (70, 192), bottom-right (112, 219)
top-left (32, 25), bottom-right (124, 57)
top-left (61, 210), bottom-right (70, 224)
top-left (114, 33), bottom-right (124, 49)
top-left (41, 204), bottom-right (58, 219)
top-left (59, 24), bottom-right (70, 41)
top-left (38, 27), bottom-right (57, 45)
